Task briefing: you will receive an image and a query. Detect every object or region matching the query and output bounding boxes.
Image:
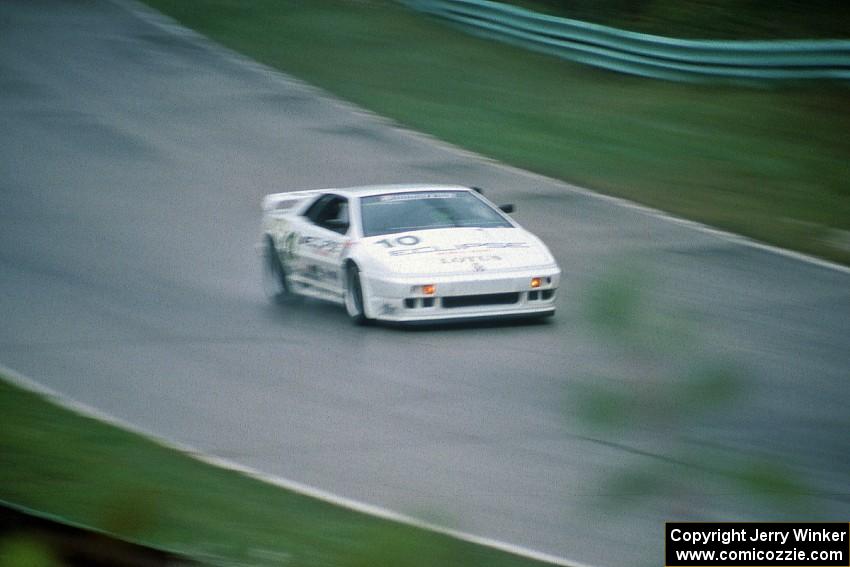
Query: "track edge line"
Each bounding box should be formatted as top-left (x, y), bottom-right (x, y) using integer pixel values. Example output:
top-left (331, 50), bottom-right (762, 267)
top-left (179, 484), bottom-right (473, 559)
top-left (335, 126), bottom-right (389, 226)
top-left (0, 363), bottom-right (592, 567)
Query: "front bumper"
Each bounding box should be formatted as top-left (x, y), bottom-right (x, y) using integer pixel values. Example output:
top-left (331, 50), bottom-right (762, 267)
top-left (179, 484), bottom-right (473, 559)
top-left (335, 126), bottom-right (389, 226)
top-left (362, 265), bottom-right (560, 322)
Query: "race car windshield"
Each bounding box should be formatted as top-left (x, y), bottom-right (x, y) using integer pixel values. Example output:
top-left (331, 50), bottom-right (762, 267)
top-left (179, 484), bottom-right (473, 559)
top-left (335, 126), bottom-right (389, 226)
top-left (360, 191), bottom-right (512, 237)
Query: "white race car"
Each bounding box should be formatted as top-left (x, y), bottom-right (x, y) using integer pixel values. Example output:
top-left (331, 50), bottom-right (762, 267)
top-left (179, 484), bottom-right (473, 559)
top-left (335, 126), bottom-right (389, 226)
top-left (261, 184), bottom-right (560, 324)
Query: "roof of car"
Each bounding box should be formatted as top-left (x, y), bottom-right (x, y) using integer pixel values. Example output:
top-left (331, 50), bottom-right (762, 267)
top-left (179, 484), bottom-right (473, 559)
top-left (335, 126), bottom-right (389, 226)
top-left (328, 184), bottom-right (473, 198)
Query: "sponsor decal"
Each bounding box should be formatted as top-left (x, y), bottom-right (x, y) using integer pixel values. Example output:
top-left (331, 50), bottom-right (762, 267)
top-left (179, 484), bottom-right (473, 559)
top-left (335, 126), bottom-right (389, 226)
top-left (372, 234), bottom-right (529, 256)
top-left (299, 235), bottom-right (343, 256)
top-left (376, 192), bottom-right (458, 202)
top-left (283, 231), bottom-right (299, 259)
top-left (439, 255), bottom-right (502, 264)
top-left (389, 242), bottom-right (529, 256)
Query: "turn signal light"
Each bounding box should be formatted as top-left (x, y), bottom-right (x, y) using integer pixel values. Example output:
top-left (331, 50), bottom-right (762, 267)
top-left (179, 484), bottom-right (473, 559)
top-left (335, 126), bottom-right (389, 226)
top-left (422, 284), bottom-right (437, 295)
top-left (530, 277), bottom-right (542, 288)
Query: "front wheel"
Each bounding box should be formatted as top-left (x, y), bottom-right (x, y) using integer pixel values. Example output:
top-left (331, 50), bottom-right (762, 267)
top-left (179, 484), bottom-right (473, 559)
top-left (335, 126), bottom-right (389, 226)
top-left (344, 264), bottom-right (370, 325)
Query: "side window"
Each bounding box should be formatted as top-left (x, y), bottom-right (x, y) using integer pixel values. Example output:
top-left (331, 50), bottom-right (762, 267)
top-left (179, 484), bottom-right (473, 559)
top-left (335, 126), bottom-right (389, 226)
top-left (303, 194), bottom-right (333, 224)
top-left (303, 195), bottom-right (349, 235)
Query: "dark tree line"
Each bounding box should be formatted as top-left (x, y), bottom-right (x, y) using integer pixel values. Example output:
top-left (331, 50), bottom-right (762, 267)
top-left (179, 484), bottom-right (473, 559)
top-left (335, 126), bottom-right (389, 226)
top-left (514, 0), bottom-right (850, 39)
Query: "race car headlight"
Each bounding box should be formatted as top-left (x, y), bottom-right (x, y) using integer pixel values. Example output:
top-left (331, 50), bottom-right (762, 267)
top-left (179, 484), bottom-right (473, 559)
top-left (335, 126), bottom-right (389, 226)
top-left (530, 277), bottom-right (542, 288)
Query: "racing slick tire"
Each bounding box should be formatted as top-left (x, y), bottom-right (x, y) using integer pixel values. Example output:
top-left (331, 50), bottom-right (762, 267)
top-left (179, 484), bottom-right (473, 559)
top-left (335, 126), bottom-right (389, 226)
top-left (344, 263), bottom-right (371, 326)
top-left (263, 236), bottom-right (293, 303)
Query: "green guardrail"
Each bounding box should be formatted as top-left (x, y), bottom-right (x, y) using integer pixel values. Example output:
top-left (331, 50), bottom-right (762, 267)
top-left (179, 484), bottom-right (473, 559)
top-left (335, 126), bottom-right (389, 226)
top-left (401, 0), bottom-right (850, 82)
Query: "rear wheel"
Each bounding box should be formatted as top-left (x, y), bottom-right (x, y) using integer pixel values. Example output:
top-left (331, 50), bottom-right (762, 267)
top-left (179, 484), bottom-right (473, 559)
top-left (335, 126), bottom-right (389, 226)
top-left (344, 264), bottom-right (369, 325)
top-left (263, 237), bottom-right (292, 303)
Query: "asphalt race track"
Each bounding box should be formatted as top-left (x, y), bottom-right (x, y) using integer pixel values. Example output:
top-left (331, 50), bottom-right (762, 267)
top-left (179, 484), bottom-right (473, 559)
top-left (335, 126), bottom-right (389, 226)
top-left (1, 2), bottom-right (848, 566)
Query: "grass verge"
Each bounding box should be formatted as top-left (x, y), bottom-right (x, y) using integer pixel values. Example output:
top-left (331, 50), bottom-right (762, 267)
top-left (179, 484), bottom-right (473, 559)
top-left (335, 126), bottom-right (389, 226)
top-left (0, 377), bottom-right (558, 566)
top-left (142, 0), bottom-right (850, 266)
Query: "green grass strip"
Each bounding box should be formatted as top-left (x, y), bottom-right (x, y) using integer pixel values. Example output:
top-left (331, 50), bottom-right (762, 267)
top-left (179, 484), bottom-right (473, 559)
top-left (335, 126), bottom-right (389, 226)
top-left (141, 0), bottom-right (850, 266)
top-left (0, 377), bottom-right (559, 566)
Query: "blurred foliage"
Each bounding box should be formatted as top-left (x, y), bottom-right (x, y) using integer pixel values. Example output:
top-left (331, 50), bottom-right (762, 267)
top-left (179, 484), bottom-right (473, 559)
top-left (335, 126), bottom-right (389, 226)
top-left (569, 261), bottom-right (812, 515)
top-left (730, 460), bottom-right (811, 507)
top-left (507, 0), bottom-right (850, 39)
top-left (0, 536), bottom-right (61, 567)
top-left (578, 263), bottom-right (742, 428)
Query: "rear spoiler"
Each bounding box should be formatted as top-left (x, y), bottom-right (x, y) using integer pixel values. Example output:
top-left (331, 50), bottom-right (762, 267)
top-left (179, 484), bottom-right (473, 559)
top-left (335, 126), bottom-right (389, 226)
top-left (262, 190), bottom-right (322, 213)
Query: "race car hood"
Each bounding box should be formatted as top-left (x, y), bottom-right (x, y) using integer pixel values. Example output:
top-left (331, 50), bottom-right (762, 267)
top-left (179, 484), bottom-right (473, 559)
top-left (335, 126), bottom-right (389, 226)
top-left (360, 227), bottom-right (556, 276)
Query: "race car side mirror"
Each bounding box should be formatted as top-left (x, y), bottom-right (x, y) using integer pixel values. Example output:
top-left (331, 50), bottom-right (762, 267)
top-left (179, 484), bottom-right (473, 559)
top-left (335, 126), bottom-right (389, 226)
top-left (499, 204), bottom-right (515, 214)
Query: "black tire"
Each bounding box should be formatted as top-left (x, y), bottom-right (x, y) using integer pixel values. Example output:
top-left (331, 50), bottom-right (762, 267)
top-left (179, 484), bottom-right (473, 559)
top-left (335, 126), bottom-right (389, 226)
top-left (344, 264), bottom-right (369, 325)
top-left (263, 237), bottom-right (292, 303)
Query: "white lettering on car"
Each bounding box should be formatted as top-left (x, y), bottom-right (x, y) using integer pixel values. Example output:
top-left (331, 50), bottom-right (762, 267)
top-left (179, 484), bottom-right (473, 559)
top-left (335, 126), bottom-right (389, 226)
top-left (388, 242), bottom-right (528, 256)
top-left (439, 255), bottom-right (502, 264)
